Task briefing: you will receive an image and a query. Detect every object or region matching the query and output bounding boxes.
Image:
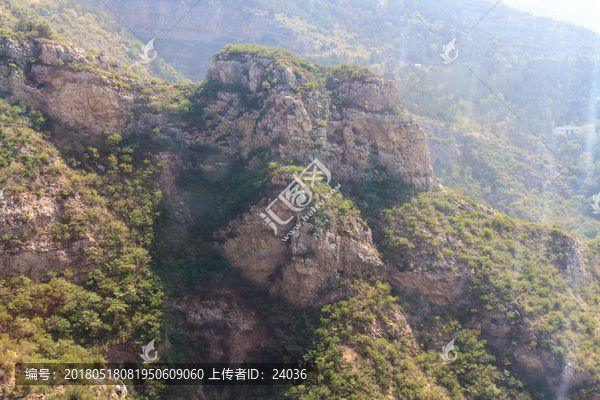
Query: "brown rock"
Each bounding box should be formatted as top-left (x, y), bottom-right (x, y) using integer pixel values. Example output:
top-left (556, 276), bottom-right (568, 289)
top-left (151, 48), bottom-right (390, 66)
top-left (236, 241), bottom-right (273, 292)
top-left (198, 50), bottom-right (439, 190)
top-left (0, 39), bottom-right (131, 136)
top-left (218, 205), bottom-right (387, 307)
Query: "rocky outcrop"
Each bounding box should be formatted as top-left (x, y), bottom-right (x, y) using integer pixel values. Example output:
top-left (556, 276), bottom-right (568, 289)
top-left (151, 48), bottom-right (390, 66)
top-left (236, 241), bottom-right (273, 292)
top-left (334, 77), bottom-right (400, 112)
top-left (173, 50), bottom-right (440, 306)
top-left (0, 171), bottom-right (104, 283)
top-left (216, 195), bottom-right (477, 307)
top-left (219, 203), bottom-right (387, 307)
top-left (0, 39), bottom-right (131, 135)
top-left (558, 236), bottom-right (592, 285)
top-left (0, 40), bottom-right (133, 282)
top-left (206, 53), bottom-right (293, 92)
top-left (194, 51), bottom-right (439, 190)
top-left (388, 267), bottom-right (473, 305)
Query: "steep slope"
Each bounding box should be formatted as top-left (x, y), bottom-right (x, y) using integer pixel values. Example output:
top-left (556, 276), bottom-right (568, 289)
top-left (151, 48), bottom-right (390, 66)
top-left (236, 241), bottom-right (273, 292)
top-left (75, 0), bottom-right (600, 241)
top-left (0, 0), bottom-right (181, 81)
top-left (0, 38), bottom-right (164, 400)
top-left (3, 31), bottom-right (600, 400)
top-left (150, 45), bottom-right (600, 399)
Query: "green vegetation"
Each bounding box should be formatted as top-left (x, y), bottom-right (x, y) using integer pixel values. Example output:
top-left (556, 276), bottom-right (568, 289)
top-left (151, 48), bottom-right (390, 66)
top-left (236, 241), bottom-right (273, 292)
top-left (151, 146), bottom-right (273, 294)
top-left (288, 279), bottom-right (531, 399)
top-left (0, 0), bottom-right (182, 81)
top-left (13, 21), bottom-right (53, 39)
top-left (2, 2), bottom-right (600, 394)
top-left (346, 176), bottom-right (418, 218)
top-left (370, 185), bottom-right (600, 395)
top-left (428, 114), bottom-right (600, 239)
top-left (0, 99), bottom-right (163, 382)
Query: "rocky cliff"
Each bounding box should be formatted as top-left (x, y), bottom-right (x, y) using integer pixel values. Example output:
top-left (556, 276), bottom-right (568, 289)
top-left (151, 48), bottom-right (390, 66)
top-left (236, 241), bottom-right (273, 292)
top-left (177, 48), bottom-right (438, 306)
top-left (0, 39), bottom-right (131, 136)
top-left (2, 39), bottom-right (600, 398)
top-left (0, 39), bottom-right (140, 282)
top-left (0, 39), bottom-right (439, 306)
top-left (197, 49), bottom-right (438, 190)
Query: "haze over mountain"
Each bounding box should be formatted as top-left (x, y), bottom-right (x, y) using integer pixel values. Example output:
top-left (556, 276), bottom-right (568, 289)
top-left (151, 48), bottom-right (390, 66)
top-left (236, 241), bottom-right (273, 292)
top-left (502, 0), bottom-right (600, 34)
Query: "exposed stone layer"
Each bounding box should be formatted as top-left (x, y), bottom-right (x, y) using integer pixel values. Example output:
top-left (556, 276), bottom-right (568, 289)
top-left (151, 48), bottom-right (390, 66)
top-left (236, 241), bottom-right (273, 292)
top-left (196, 51), bottom-right (439, 190)
top-left (0, 172), bottom-right (104, 283)
top-left (219, 204), bottom-right (387, 307)
top-left (0, 39), bottom-right (131, 136)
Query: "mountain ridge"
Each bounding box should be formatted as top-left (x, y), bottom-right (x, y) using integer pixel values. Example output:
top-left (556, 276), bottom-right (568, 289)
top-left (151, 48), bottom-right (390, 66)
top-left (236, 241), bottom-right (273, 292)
top-left (1, 14), bottom-right (600, 398)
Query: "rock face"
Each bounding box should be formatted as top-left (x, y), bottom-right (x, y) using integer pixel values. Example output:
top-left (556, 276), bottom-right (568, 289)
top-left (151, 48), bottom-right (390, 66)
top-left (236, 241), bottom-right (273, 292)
top-left (558, 236), bottom-right (592, 285)
top-left (167, 286), bottom-right (266, 363)
top-left (0, 39), bottom-right (132, 280)
top-left (0, 172), bottom-right (103, 283)
top-left (195, 51), bottom-right (439, 191)
top-left (335, 77), bottom-right (400, 112)
top-left (219, 204), bottom-right (387, 307)
top-left (0, 39), bottom-right (131, 135)
top-left (176, 50), bottom-right (439, 306)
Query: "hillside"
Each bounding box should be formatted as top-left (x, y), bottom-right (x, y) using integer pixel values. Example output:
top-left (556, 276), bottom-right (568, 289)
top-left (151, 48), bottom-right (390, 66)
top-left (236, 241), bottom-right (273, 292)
top-left (74, 0), bottom-right (600, 241)
top-left (78, 0), bottom-right (600, 80)
top-left (0, 0), bottom-right (182, 82)
top-left (2, 24), bottom-right (600, 399)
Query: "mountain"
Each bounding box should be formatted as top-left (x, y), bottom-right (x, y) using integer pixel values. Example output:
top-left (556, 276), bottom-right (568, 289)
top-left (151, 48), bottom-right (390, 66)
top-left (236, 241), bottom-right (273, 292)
top-left (76, 0), bottom-right (600, 240)
top-left (2, 27), bottom-right (600, 398)
top-left (2, 1), bottom-right (600, 399)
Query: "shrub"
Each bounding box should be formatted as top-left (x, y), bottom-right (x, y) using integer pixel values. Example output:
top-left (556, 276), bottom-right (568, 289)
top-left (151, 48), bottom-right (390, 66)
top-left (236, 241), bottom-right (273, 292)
top-left (14, 21), bottom-right (53, 39)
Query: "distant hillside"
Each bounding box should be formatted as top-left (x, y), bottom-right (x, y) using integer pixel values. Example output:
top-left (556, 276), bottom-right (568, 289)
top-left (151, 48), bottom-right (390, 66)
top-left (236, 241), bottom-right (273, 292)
top-left (79, 0), bottom-right (600, 80)
top-left (0, 0), bottom-right (182, 81)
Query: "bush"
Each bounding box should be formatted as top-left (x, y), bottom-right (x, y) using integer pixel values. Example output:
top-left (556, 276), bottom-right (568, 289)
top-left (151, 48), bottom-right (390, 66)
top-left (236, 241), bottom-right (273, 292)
top-left (14, 21), bottom-right (53, 39)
